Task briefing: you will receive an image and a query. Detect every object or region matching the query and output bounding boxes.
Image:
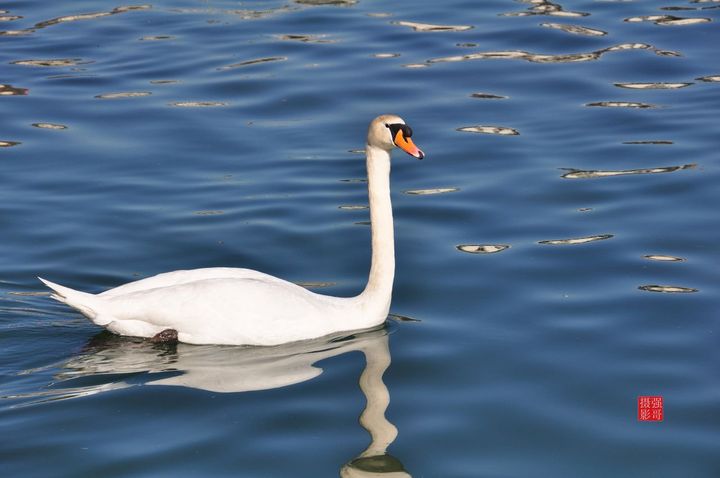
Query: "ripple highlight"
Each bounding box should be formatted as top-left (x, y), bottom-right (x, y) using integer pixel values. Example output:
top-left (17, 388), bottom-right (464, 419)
top-left (456, 244), bottom-right (510, 254)
top-left (2, 5), bottom-right (150, 36)
top-left (470, 93), bottom-right (508, 99)
top-left (503, 0), bottom-right (589, 17)
top-left (639, 285), bottom-right (698, 293)
top-left (643, 255), bottom-right (685, 262)
top-left (32, 123), bottom-right (67, 130)
top-left (11, 59), bottom-right (89, 67)
top-left (625, 15), bottom-right (711, 26)
top-left (403, 188), bottom-right (459, 195)
top-left (458, 126), bottom-right (519, 135)
top-left (696, 75), bottom-right (720, 82)
top-left (217, 57), bottom-right (287, 70)
top-left (428, 43), bottom-right (672, 65)
top-left (586, 101), bottom-right (657, 108)
top-left (614, 82), bottom-right (692, 89)
top-left (169, 101), bottom-right (227, 107)
top-left (391, 21), bottom-right (473, 32)
top-left (95, 92), bottom-right (151, 99)
top-left (623, 140), bottom-right (673, 145)
top-left (540, 23), bottom-right (606, 36)
top-left (539, 234), bottom-right (613, 245)
top-left (0, 84), bottom-right (28, 95)
top-left (338, 205), bottom-right (368, 210)
top-left (561, 164), bottom-right (694, 179)
top-left (277, 34), bottom-right (334, 43)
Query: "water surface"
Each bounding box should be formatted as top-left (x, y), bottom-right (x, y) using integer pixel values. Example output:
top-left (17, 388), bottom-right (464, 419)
top-left (1, 1), bottom-right (719, 476)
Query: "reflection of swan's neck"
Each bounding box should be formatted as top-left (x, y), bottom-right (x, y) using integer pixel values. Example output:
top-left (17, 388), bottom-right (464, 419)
top-left (358, 335), bottom-right (397, 457)
top-left (341, 334), bottom-right (411, 478)
top-left (358, 145), bottom-right (395, 318)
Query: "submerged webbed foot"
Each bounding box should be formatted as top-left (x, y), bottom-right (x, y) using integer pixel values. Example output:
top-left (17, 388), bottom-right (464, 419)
top-left (150, 329), bottom-right (179, 344)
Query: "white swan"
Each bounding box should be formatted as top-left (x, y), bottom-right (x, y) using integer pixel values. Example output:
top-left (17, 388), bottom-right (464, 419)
top-left (39, 115), bottom-right (424, 345)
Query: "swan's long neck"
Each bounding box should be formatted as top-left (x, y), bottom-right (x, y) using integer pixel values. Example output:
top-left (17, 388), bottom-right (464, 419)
top-left (358, 144), bottom-right (395, 318)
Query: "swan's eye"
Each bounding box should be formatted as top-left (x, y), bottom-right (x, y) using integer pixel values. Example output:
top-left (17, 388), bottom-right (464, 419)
top-left (384, 123), bottom-right (389, 128)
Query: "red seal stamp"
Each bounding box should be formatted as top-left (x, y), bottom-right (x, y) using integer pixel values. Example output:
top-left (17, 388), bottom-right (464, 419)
top-left (638, 396), bottom-right (663, 421)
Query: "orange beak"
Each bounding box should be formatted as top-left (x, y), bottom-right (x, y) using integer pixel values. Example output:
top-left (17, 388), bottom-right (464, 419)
top-left (394, 130), bottom-right (424, 160)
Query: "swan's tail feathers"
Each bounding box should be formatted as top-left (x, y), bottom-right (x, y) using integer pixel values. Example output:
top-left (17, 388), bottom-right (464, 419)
top-left (38, 277), bottom-right (109, 325)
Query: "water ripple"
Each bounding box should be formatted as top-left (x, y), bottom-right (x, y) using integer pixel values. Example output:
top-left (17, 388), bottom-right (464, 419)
top-left (169, 101), bottom-right (227, 107)
top-left (614, 82), bottom-right (693, 89)
top-left (2, 0), bottom-right (718, 474)
top-left (401, 63), bottom-right (429, 69)
top-left (428, 43), bottom-right (674, 65)
top-left (585, 101), bottom-right (657, 108)
top-left (456, 244), bottom-right (510, 254)
top-left (696, 74), bottom-right (720, 82)
top-left (387, 313), bottom-right (421, 322)
top-left (643, 255), bottom-right (685, 262)
top-left (95, 91), bottom-right (151, 99)
top-left (625, 15), bottom-right (712, 26)
top-left (403, 188), bottom-right (459, 195)
top-left (139, 35), bottom-right (175, 41)
top-left (540, 22), bottom-right (607, 36)
top-left (31, 122), bottom-right (67, 130)
top-left (277, 34), bottom-right (334, 43)
top-left (296, 281), bottom-right (336, 289)
top-left (539, 234), bottom-right (613, 245)
top-left (295, 0), bottom-right (358, 6)
top-left (1, 5), bottom-right (150, 36)
top-left (470, 93), bottom-right (508, 99)
top-left (503, 0), bottom-right (588, 17)
top-left (7, 291), bottom-right (50, 296)
top-left (0, 29), bottom-right (31, 37)
top-left (391, 20), bottom-right (473, 32)
top-left (338, 205), bottom-right (368, 210)
top-left (217, 57), bottom-right (287, 71)
top-left (221, 5), bottom-right (296, 20)
top-left (561, 164), bottom-right (694, 179)
top-left (193, 210), bottom-right (224, 216)
top-left (458, 126), bottom-right (519, 135)
top-left (639, 284), bottom-right (698, 293)
top-left (11, 58), bottom-right (90, 67)
top-left (0, 84), bottom-right (28, 95)
top-left (623, 140), bottom-right (673, 145)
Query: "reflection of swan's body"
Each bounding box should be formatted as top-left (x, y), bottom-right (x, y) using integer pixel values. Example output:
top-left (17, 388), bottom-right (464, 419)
top-left (50, 329), bottom-right (411, 476)
top-left (39, 115), bottom-right (424, 345)
top-left (58, 328), bottom-right (389, 393)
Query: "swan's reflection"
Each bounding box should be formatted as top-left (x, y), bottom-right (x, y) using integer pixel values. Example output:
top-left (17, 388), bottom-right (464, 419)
top-left (339, 329), bottom-right (411, 478)
top-left (57, 327), bottom-right (410, 476)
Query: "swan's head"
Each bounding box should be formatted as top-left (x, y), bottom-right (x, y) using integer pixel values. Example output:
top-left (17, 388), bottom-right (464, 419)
top-left (368, 114), bottom-right (424, 160)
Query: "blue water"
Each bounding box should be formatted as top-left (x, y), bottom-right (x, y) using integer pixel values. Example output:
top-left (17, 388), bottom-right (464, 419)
top-left (2, 1), bottom-right (719, 476)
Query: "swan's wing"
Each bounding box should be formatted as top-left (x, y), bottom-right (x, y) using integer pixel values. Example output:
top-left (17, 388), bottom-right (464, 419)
top-left (99, 267), bottom-right (283, 298)
top-left (100, 277), bottom-right (347, 345)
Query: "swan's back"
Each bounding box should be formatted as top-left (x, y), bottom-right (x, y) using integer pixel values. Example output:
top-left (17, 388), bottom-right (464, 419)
top-left (99, 267), bottom-right (285, 298)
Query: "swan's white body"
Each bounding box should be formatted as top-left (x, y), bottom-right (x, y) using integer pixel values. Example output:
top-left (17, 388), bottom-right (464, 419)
top-left (40, 115), bottom-right (424, 346)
